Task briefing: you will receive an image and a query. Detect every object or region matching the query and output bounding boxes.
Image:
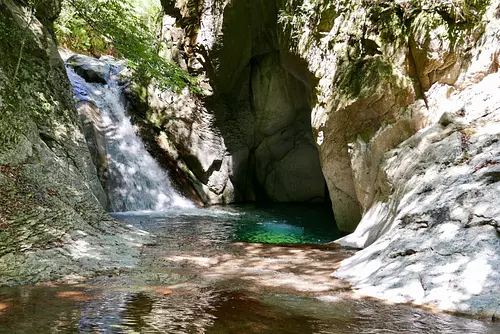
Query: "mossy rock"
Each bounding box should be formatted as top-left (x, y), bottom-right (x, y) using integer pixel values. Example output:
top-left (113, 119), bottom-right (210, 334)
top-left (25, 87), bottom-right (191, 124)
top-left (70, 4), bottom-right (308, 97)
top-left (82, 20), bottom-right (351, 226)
top-left (337, 56), bottom-right (396, 101)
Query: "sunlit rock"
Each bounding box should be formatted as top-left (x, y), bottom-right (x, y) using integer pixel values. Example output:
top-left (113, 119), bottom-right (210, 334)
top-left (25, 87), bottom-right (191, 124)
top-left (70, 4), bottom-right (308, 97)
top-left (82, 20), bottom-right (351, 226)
top-left (0, 0), bottom-right (149, 286)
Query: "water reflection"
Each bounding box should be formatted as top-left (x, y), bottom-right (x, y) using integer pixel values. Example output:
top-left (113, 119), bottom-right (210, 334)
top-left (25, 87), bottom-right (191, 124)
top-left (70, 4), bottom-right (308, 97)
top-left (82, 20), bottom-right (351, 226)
top-left (114, 203), bottom-right (342, 245)
top-left (0, 205), bottom-right (499, 333)
top-left (1, 285), bottom-right (499, 334)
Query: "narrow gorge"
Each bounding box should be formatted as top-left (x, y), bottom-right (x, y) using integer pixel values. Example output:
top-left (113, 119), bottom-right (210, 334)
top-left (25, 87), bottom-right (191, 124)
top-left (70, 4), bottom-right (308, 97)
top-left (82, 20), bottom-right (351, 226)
top-left (1, 0), bottom-right (500, 331)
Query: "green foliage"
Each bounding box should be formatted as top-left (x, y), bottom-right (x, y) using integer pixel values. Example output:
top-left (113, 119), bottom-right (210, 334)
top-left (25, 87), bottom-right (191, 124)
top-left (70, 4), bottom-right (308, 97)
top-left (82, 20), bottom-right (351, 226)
top-left (367, 0), bottom-right (490, 44)
top-left (336, 57), bottom-right (395, 100)
top-left (55, 5), bottom-right (110, 57)
top-left (55, 0), bottom-right (200, 94)
top-left (278, 2), bottom-right (317, 41)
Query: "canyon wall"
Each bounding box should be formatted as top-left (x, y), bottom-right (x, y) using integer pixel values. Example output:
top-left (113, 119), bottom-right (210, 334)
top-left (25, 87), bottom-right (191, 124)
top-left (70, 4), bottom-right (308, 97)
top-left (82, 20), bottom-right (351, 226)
top-left (156, 0), bottom-right (500, 315)
top-left (0, 0), bottom-right (147, 285)
top-left (132, 0), bottom-right (327, 205)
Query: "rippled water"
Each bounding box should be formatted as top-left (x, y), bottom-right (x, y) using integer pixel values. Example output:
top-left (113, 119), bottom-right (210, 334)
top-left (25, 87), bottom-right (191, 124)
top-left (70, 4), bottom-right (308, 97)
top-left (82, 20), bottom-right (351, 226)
top-left (1, 205), bottom-right (499, 333)
top-left (115, 204), bottom-right (342, 245)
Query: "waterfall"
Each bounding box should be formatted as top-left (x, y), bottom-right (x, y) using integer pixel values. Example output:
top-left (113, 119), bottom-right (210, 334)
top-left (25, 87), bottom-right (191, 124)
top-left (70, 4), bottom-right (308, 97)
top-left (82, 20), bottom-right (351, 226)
top-left (66, 64), bottom-right (193, 212)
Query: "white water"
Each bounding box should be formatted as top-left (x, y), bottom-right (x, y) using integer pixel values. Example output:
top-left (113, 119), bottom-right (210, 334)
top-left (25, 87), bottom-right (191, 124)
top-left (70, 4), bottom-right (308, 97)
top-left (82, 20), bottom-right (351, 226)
top-left (67, 67), bottom-right (193, 212)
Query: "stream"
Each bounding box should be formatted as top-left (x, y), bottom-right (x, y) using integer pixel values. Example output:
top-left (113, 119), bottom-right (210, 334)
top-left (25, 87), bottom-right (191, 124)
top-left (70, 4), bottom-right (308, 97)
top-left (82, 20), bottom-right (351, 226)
top-left (1, 204), bottom-right (500, 333)
top-left (2, 58), bottom-right (497, 333)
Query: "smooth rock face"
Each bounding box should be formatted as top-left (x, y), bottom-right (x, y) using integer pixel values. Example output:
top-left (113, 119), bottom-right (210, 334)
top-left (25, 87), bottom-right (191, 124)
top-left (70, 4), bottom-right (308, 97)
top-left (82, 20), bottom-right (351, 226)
top-left (336, 73), bottom-right (500, 316)
top-left (252, 53), bottom-right (324, 202)
top-left (0, 0), bottom-right (147, 285)
top-left (153, 0), bottom-right (459, 229)
top-left (334, 2), bottom-right (500, 316)
top-left (137, 0), bottom-right (326, 205)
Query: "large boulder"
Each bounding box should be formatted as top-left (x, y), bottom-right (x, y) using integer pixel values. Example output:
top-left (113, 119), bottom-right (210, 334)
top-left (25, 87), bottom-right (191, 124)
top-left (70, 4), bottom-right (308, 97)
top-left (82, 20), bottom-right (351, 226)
top-left (66, 54), bottom-right (112, 84)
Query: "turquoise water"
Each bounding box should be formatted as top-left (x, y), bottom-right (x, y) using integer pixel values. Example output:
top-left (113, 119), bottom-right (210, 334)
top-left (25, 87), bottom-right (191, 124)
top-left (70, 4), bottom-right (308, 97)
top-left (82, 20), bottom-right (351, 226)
top-left (1, 205), bottom-right (499, 333)
top-left (229, 204), bottom-right (342, 244)
top-left (112, 204), bottom-right (342, 245)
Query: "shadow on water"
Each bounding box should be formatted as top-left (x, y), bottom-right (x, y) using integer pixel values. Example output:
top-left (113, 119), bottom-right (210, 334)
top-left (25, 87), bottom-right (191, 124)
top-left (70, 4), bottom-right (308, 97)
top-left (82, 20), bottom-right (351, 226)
top-left (230, 203), bottom-right (344, 244)
top-left (1, 204), bottom-right (500, 333)
top-left (1, 284), bottom-right (500, 333)
top-left (114, 203), bottom-right (343, 245)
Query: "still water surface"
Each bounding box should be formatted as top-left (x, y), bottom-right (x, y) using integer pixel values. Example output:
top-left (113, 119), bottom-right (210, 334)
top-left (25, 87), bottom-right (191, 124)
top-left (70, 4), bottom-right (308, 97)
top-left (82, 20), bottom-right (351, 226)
top-left (0, 205), bottom-right (498, 333)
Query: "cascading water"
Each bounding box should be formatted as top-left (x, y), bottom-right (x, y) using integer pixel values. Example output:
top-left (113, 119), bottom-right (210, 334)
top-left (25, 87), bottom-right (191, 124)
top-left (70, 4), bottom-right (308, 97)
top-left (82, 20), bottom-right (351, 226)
top-left (66, 61), bottom-right (193, 212)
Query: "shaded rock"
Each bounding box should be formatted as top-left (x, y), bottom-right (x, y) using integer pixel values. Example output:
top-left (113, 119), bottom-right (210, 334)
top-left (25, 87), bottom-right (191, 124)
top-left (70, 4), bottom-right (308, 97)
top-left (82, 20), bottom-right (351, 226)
top-left (34, 0), bottom-right (62, 23)
top-left (66, 54), bottom-right (111, 84)
top-left (0, 0), bottom-right (147, 285)
top-left (131, 84), bottom-right (236, 205)
top-left (75, 100), bottom-right (110, 209)
top-left (252, 53), bottom-right (324, 202)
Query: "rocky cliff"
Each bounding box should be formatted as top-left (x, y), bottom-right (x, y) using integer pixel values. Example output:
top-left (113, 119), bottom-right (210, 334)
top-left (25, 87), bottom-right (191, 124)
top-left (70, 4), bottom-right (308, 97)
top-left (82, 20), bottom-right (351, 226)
top-left (333, 1), bottom-right (500, 317)
top-left (128, 0), bottom-right (327, 205)
top-left (150, 0), bottom-right (421, 224)
top-left (0, 0), bottom-right (147, 285)
top-left (153, 0), bottom-right (500, 316)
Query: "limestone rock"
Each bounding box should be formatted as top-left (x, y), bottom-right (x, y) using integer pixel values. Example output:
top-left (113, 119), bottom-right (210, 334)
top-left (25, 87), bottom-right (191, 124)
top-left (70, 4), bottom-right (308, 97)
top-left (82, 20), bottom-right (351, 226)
top-left (334, 5), bottom-right (500, 313)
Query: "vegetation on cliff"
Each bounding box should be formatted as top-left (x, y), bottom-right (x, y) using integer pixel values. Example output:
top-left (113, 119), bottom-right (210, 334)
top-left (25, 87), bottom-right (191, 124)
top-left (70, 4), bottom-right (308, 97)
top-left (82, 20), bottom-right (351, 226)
top-left (55, 0), bottom-right (199, 93)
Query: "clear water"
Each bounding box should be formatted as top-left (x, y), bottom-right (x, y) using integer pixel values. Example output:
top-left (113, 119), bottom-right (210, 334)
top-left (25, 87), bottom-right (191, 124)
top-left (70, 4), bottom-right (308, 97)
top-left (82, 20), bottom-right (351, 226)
top-left (66, 67), bottom-right (193, 212)
top-left (1, 205), bottom-right (499, 333)
top-left (231, 204), bottom-right (342, 244)
top-left (53, 58), bottom-right (500, 333)
top-left (114, 204), bottom-right (342, 245)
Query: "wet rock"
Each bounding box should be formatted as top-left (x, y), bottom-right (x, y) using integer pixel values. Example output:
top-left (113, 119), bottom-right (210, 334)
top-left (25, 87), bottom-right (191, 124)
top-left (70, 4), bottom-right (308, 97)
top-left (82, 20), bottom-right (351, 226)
top-left (66, 54), bottom-right (111, 84)
top-left (76, 100), bottom-right (110, 209)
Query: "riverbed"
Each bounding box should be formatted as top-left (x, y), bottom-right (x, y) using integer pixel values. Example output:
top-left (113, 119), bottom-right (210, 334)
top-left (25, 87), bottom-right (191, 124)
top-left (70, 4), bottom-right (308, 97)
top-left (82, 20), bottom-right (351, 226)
top-left (1, 205), bottom-right (499, 333)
